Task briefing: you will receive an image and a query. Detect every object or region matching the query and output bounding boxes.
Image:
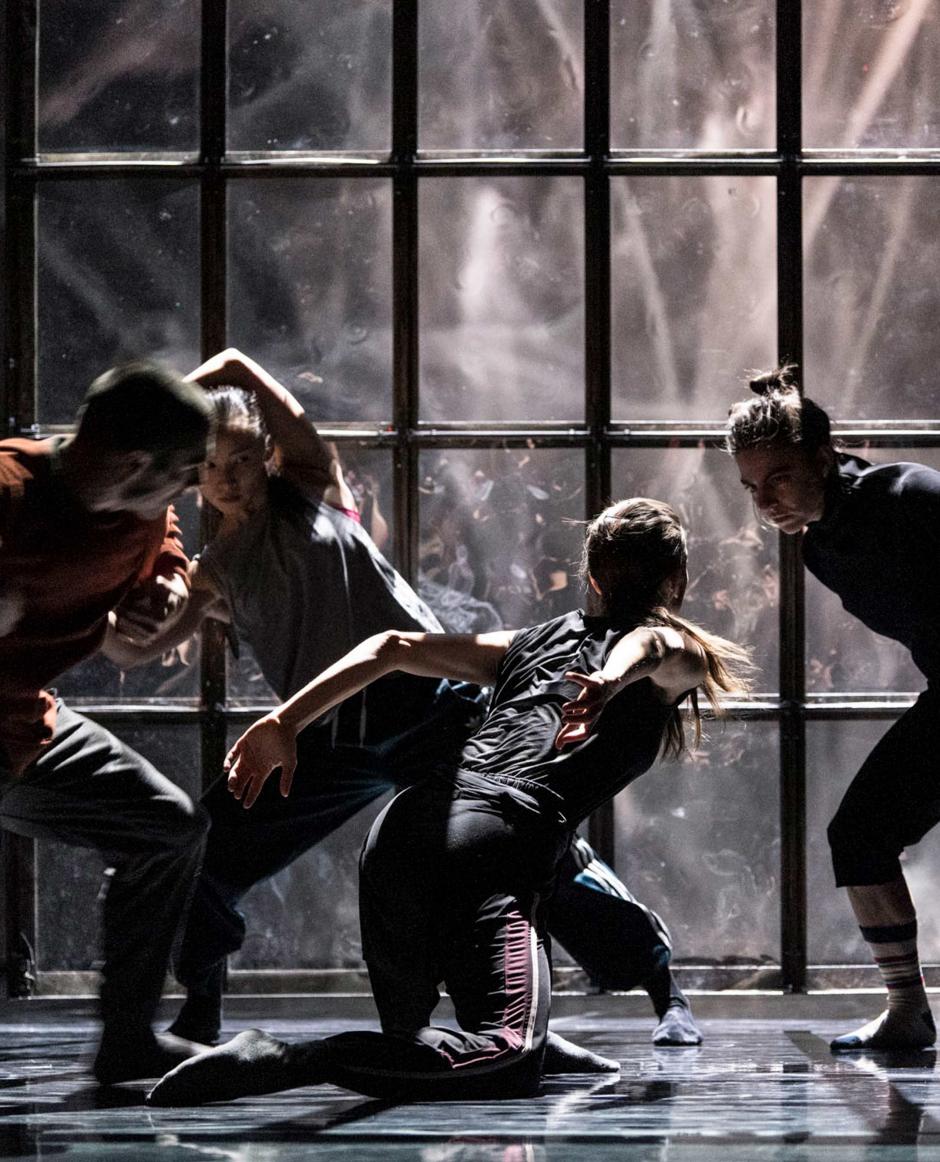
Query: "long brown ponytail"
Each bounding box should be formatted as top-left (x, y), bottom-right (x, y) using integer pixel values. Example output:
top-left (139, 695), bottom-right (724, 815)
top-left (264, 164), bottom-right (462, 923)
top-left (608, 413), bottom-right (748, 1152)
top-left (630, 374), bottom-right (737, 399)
top-left (582, 498), bottom-right (751, 758)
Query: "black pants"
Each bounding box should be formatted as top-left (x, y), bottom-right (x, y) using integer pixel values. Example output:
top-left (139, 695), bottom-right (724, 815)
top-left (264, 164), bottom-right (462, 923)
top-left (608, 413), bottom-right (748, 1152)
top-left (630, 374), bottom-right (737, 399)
top-left (176, 681), bottom-right (670, 1000)
top-left (828, 686), bottom-right (940, 886)
top-left (0, 703), bottom-right (208, 1037)
top-left (317, 773), bottom-right (570, 1100)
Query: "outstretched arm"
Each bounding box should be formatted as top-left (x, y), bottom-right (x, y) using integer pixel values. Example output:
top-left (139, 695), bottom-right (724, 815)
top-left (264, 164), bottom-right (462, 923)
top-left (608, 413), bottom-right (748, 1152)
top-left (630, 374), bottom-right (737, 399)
top-left (555, 626), bottom-right (706, 748)
top-left (186, 348), bottom-right (356, 511)
top-left (226, 629), bottom-right (515, 808)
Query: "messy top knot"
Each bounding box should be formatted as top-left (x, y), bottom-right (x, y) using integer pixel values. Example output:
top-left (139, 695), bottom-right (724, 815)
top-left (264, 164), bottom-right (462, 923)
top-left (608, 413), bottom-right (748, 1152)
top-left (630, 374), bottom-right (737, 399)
top-left (749, 363), bottom-right (799, 397)
top-left (726, 364), bottom-right (833, 456)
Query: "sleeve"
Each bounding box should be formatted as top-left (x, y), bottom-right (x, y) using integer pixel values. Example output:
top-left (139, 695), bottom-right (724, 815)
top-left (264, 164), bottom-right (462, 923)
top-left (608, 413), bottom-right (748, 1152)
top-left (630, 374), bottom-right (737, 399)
top-left (896, 465), bottom-right (940, 556)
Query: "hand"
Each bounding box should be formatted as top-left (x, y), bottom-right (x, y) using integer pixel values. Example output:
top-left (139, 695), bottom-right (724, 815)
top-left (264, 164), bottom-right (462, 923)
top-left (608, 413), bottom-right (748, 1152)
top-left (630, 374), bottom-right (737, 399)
top-left (554, 671), bottom-right (614, 749)
top-left (224, 716), bottom-right (298, 809)
top-left (111, 574), bottom-right (187, 643)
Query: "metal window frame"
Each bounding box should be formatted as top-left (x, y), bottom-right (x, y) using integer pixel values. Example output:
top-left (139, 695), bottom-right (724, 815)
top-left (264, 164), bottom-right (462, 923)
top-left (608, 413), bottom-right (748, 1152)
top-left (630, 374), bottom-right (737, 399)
top-left (4, 0), bottom-right (940, 997)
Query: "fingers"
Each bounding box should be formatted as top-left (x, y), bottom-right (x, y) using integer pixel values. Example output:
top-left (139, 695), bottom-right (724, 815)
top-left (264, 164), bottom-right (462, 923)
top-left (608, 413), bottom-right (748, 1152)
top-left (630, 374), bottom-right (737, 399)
top-left (555, 721), bottom-right (589, 748)
top-left (279, 757), bottom-right (297, 799)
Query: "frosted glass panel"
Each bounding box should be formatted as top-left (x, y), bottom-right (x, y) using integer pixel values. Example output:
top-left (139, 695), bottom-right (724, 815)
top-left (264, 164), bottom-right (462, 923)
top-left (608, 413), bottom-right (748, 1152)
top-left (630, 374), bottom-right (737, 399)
top-left (804, 0), bottom-right (940, 150)
top-left (419, 0), bottom-right (583, 151)
top-left (804, 176), bottom-right (940, 420)
top-left (615, 719), bottom-right (779, 966)
top-left (36, 727), bottom-right (199, 970)
top-left (611, 0), bottom-right (775, 151)
top-left (805, 446), bottom-right (940, 694)
top-left (418, 448), bottom-right (584, 631)
top-left (612, 447), bottom-right (778, 691)
top-left (611, 176), bottom-right (777, 421)
top-left (228, 1), bottom-right (391, 153)
top-left (808, 719), bottom-right (940, 964)
top-left (228, 180), bottom-right (392, 423)
top-left (37, 181), bottom-right (200, 425)
top-left (419, 178), bottom-right (584, 422)
top-left (38, 0), bottom-right (199, 155)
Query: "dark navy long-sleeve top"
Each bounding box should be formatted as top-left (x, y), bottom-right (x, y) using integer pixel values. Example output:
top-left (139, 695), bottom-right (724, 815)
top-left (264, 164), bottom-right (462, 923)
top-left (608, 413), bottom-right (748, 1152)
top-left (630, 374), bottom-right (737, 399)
top-left (802, 453), bottom-right (940, 682)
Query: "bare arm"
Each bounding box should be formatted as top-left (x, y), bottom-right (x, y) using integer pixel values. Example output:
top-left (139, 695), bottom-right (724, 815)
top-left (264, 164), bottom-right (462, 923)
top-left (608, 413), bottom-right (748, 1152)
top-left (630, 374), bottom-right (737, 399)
top-left (185, 348), bottom-right (356, 511)
top-left (101, 569), bottom-right (227, 669)
top-left (226, 629), bottom-right (515, 808)
top-left (555, 626), bottom-right (706, 748)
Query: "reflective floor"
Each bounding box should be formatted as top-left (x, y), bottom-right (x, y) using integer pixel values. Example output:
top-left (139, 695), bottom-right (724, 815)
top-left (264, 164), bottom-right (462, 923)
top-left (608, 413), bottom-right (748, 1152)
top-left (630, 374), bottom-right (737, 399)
top-left (3, 1011), bottom-right (940, 1161)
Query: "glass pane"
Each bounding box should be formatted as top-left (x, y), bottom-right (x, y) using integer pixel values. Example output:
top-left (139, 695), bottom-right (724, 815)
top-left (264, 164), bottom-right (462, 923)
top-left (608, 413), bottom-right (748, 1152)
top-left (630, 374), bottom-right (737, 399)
top-left (228, 180), bottom-right (392, 424)
top-left (611, 176), bottom-right (777, 422)
top-left (227, 1), bottom-right (391, 153)
top-left (808, 718), bottom-right (940, 965)
top-left (610, 0), bottom-right (775, 151)
top-left (38, 0), bottom-right (199, 156)
top-left (418, 448), bottom-right (584, 631)
top-left (615, 718), bottom-right (779, 966)
top-left (226, 725), bottom-right (387, 970)
top-left (804, 176), bottom-right (940, 421)
top-left (419, 0), bottom-right (583, 152)
top-left (37, 180), bottom-right (200, 425)
top-left (806, 445), bottom-right (940, 695)
top-left (56, 492), bottom-right (202, 705)
top-left (225, 449), bottom-right (395, 705)
top-left (612, 447), bottom-right (778, 690)
top-left (804, 1), bottom-right (940, 150)
top-left (419, 178), bottom-right (584, 423)
top-left (36, 726), bottom-right (199, 971)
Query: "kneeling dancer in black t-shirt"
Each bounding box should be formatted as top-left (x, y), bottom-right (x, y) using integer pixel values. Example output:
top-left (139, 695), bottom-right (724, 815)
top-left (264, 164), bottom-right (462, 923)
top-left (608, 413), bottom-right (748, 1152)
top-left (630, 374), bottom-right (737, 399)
top-left (149, 497), bottom-right (749, 1105)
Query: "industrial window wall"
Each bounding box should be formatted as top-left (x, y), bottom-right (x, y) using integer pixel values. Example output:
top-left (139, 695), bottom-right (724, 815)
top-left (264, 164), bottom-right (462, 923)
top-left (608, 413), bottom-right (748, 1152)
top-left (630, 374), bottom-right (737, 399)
top-left (3, 0), bottom-right (940, 998)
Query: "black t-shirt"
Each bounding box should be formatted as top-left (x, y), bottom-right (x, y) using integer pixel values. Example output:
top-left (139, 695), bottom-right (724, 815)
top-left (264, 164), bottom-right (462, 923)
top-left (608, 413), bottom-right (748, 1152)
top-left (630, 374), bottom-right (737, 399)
top-left (457, 610), bottom-right (681, 827)
top-left (803, 454), bottom-right (940, 681)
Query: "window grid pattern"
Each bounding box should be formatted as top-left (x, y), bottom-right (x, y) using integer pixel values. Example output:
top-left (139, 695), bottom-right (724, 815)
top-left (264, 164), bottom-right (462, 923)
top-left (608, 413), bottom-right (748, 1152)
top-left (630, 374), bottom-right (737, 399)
top-left (5, 0), bottom-right (940, 995)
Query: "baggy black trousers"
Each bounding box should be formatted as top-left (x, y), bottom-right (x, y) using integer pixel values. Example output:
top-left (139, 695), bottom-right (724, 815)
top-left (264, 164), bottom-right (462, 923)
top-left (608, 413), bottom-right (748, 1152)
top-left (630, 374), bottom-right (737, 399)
top-left (0, 702), bottom-right (208, 1036)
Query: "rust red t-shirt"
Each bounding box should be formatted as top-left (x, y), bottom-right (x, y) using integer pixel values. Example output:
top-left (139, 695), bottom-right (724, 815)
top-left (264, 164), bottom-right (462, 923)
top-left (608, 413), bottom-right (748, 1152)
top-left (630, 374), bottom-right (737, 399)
top-left (0, 436), bottom-right (189, 774)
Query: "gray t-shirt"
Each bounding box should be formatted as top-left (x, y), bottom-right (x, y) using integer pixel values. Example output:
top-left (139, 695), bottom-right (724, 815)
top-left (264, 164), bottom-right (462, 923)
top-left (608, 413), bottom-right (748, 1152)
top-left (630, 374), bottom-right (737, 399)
top-left (199, 478), bottom-right (442, 702)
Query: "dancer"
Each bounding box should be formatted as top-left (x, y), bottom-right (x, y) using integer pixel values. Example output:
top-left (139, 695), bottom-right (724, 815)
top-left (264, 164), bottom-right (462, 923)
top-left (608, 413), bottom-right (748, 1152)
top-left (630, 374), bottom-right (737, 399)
top-left (148, 497), bottom-right (749, 1105)
top-left (107, 349), bottom-right (702, 1051)
top-left (727, 366), bottom-right (940, 1052)
top-left (0, 362), bottom-right (213, 1083)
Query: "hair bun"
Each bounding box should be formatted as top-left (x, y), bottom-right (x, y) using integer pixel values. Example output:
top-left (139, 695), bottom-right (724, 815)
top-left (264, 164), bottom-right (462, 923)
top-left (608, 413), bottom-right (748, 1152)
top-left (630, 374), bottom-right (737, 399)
top-left (748, 364), bottom-right (799, 397)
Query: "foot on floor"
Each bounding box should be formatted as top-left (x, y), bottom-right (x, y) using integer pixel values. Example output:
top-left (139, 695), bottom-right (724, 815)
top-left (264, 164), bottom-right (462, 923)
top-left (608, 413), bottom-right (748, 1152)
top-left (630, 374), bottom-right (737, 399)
top-left (543, 1030), bottom-right (620, 1073)
top-left (147, 1029), bottom-right (328, 1106)
top-left (830, 1008), bottom-right (936, 1053)
top-left (167, 996), bottom-right (221, 1046)
top-left (93, 1031), bottom-right (210, 1085)
top-left (652, 1000), bottom-right (704, 1046)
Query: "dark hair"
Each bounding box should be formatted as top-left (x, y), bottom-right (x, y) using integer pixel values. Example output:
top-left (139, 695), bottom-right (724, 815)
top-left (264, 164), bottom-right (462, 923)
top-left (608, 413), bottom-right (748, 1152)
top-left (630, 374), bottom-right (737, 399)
top-left (582, 498), bottom-right (751, 757)
top-left (79, 362), bottom-right (212, 458)
top-left (725, 364), bottom-right (833, 457)
top-left (205, 386), bottom-right (268, 446)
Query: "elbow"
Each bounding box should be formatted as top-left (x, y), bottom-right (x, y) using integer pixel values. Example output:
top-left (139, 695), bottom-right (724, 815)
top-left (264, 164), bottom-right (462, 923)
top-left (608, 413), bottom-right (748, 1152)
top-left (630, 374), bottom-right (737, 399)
top-left (371, 630), bottom-right (410, 671)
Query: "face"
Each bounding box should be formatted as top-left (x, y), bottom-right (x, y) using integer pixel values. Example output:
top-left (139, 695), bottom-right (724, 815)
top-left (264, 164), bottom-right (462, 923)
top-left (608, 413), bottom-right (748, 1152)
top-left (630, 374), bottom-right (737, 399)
top-left (198, 427), bottom-right (269, 518)
top-left (735, 444), bottom-right (832, 534)
top-left (90, 444), bottom-right (206, 520)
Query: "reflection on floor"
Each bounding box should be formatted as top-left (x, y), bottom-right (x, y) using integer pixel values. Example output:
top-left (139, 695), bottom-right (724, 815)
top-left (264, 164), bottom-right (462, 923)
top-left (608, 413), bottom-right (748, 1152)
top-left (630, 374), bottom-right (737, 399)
top-left (3, 1012), bottom-right (940, 1161)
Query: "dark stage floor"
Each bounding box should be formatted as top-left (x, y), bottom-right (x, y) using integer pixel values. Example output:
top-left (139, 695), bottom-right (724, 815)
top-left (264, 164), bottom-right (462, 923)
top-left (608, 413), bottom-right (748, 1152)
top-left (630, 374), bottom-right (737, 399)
top-left (3, 1009), bottom-right (940, 1161)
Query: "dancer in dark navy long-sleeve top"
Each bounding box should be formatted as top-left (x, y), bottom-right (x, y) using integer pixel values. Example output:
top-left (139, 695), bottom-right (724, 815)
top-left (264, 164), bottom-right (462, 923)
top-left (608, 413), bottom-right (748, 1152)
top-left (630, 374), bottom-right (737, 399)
top-left (148, 497), bottom-right (749, 1106)
top-left (728, 366), bottom-right (940, 1053)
